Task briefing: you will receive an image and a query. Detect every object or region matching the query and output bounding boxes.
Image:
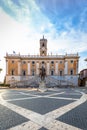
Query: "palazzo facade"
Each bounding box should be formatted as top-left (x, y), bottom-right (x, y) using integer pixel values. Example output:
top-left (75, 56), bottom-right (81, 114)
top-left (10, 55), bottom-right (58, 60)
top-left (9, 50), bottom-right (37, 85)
top-left (5, 36), bottom-right (79, 85)
top-left (78, 69), bottom-right (87, 86)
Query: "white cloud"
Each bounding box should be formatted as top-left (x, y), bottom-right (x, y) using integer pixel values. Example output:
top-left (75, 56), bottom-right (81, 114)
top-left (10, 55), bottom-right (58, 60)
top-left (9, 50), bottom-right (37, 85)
top-left (79, 56), bottom-right (87, 72)
top-left (0, 8), bottom-right (39, 81)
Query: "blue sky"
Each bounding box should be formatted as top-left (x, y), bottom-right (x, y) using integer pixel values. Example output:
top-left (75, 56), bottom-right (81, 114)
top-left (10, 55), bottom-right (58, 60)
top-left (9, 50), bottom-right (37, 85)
top-left (0, 0), bottom-right (87, 82)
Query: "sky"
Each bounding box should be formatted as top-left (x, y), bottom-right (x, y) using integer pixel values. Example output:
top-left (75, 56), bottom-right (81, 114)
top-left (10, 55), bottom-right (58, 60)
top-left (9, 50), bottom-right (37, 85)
top-left (0, 0), bottom-right (87, 82)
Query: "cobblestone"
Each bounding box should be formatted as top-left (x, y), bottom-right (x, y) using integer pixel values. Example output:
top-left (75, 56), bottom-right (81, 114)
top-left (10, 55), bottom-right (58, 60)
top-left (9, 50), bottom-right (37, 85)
top-left (57, 101), bottom-right (87, 130)
top-left (0, 88), bottom-right (87, 130)
top-left (51, 94), bottom-right (82, 99)
top-left (9, 98), bottom-right (74, 114)
top-left (0, 104), bottom-right (29, 130)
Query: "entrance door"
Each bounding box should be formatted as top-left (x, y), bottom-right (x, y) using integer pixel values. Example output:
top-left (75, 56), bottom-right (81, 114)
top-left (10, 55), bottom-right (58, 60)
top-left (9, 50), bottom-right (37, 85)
top-left (51, 70), bottom-right (54, 75)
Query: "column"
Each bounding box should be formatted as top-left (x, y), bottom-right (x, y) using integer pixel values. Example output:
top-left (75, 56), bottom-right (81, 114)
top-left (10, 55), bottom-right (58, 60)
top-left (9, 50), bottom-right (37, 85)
top-left (36, 62), bottom-right (39, 75)
top-left (6, 60), bottom-right (8, 75)
top-left (64, 61), bottom-right (68, 75)
top-left (47, 62), bottom-right (50, 75)
top-left (76, 60), bottom-right (78, 74)
top-left (55, 62), bottom-right (58, 75)
top-left (28, 62), bottom-right (30, 75)
top-left (18, 61), bottom-right (21, 75)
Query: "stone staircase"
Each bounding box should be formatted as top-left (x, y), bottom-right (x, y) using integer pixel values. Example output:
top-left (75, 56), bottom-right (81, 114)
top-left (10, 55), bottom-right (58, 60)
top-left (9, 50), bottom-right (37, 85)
top-left (45, 76), bottom-right (73, 88)
top-left (10, 76), bottom-right (73, 88)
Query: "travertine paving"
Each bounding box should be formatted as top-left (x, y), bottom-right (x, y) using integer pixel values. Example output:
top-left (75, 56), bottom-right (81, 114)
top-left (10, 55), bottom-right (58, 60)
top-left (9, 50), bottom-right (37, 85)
top-left (0, 88), bottom-right (87, 130)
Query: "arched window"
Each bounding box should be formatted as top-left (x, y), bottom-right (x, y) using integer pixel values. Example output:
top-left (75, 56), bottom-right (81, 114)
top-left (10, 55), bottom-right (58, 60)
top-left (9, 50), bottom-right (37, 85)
top-left (32, 61), bottom-right (35, 64)
top-left (60, 61), bottom-right (62, 64)
top-left (42, 51), bottom-right (44, 54)
top-left (42, 43), bottom-right (44, 47)
top-left (51, 61), bottom-right (54, 64)
top-left (12, 60), bottom-right (14, 64)
top-left (71, 60), bottom-right (73, 63)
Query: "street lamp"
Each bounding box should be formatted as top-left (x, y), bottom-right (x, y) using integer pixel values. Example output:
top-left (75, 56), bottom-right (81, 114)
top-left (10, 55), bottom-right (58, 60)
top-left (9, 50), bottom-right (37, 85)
top-left (84, 58), bottom-right (87, 69)
top-left (84, 58), bottom-right (87, 61)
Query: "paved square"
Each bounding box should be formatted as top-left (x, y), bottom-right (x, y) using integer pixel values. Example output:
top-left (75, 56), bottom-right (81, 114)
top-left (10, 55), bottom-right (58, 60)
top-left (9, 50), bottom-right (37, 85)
top-left (57, 101), bottom-right (87, 130)
top-left (9, 97), bottom-right (74, 114)
top-left (0, 88), bottom-right (87, 130)
top-left (51, 94), bottom-right (82, 99)
top-left (0, 104), bottom-right (29, 130)
top-left (2, 94), bottom-right (34, 100)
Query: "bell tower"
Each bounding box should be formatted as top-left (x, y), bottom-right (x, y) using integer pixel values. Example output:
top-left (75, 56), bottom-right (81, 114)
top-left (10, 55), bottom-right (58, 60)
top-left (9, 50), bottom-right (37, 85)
top-left (40, 35), bottom-right (47, 56)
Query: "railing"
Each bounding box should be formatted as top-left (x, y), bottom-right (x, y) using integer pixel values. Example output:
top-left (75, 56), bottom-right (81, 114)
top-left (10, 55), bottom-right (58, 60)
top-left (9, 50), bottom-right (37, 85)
top-left (6, 53), bottom-right (79, 58)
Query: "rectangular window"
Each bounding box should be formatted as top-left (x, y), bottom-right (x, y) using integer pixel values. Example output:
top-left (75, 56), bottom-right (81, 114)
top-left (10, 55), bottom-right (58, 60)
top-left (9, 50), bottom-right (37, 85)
top-left (70, 70), bottom-right (73, 75)
top-left (11, 70), bottom-right (14, 75)
top-left (22, 70), bottom-right (26, 76)
top-left (60, 71), bottom-right (62, 76)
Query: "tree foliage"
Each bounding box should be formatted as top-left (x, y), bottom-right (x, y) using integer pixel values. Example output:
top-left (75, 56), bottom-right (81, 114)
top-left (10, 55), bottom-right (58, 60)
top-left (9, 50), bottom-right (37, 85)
top-left (0, 68), bottom-right (2, 72)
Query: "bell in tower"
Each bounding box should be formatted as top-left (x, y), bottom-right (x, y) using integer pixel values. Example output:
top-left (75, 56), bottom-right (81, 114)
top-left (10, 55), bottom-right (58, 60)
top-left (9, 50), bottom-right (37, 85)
top-left (40, 35), bottom-right (47, 56)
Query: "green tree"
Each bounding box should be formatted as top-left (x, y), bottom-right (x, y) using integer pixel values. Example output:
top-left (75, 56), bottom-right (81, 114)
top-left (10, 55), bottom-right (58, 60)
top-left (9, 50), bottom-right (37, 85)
top-left (0, 68), bottom-right (2, 72)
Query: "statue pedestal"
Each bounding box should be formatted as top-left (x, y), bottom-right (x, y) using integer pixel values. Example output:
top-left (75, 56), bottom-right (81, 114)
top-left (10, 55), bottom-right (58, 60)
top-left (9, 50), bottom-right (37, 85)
top-left (38, 81), bottom-right (47, 92)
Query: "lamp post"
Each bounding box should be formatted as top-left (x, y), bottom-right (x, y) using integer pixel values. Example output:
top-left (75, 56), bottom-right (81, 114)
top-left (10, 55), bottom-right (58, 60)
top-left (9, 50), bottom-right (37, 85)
top-left (84, 58), bottom-right (87, 68)
top-left (84, 58), bottom-right (87, 61)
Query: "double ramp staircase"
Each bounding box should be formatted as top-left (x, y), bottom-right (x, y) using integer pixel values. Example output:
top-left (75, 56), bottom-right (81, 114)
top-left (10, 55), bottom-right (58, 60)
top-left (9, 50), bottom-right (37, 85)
top-left (10, 76), bottom-right (73, 88)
